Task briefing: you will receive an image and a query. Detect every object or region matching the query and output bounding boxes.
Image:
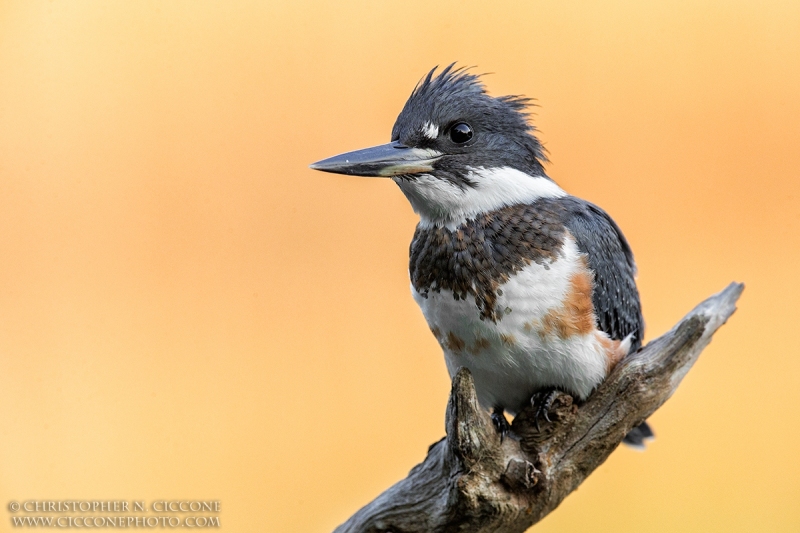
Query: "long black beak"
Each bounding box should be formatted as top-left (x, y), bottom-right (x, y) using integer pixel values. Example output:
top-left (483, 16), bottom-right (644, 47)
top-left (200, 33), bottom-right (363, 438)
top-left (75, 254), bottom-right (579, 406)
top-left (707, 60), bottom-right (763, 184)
top-left (309, 141), bottom-right (441, 177)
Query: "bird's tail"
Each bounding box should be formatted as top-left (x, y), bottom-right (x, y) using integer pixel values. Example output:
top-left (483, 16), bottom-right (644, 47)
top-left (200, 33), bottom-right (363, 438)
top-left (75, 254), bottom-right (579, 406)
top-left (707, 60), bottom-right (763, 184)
top-left (622, 421), bottom-right (654, 450)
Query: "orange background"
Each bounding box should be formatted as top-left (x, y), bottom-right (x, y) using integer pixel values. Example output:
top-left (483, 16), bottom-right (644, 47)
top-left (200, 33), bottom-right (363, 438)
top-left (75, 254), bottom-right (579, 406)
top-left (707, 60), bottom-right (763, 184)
top-left (1, 1), bottom-right (798, 531)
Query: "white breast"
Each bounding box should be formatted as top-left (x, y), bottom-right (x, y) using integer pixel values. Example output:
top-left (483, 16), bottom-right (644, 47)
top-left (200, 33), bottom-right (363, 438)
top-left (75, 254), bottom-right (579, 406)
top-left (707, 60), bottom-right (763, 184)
top-left (412, 235), bottom-right (622, 414)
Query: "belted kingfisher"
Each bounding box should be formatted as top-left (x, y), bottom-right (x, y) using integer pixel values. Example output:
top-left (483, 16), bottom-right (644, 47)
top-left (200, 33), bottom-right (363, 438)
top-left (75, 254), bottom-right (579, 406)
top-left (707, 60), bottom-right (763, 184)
top-left (310, 65), bottom-right (652, 446)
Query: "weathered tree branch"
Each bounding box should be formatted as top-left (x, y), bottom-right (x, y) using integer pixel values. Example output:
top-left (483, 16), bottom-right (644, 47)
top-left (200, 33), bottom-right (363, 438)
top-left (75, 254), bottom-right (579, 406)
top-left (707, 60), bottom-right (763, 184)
top-left (334, 282), bottom-right (744, 533)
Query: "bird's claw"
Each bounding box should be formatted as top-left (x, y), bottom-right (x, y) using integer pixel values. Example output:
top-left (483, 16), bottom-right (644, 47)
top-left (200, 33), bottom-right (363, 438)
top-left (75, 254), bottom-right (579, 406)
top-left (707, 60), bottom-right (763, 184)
top-left (531, 389), bottom-right (560, 431)
top-left (491, 408), bottom-right (512, 442)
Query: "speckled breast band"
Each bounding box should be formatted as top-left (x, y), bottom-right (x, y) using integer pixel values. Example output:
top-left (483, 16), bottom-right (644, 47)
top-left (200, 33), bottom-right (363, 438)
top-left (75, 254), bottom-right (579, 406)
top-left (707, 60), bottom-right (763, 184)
top-left (409, 201), bottom-right (569, 322)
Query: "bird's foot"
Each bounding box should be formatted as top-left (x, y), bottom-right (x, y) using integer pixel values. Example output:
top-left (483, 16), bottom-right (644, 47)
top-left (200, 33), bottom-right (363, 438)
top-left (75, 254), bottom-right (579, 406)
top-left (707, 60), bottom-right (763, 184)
top-left (530, 389), bottom-right (562, 431)
top-left (512, 389), bottom-right (577, 450)
top-left (491, 407), bottom-right (512, 442)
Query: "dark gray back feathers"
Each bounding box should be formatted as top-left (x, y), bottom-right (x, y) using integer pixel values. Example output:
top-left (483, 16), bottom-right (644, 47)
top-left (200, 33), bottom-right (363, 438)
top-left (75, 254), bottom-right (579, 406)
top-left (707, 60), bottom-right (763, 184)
top-left (558, 197), bottom-right (644, 351)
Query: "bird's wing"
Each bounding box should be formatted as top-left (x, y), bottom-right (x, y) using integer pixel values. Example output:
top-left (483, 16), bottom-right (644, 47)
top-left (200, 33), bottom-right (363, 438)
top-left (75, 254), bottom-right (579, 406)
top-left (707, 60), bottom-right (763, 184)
top-left (559, 197), bottom-right (644, 350)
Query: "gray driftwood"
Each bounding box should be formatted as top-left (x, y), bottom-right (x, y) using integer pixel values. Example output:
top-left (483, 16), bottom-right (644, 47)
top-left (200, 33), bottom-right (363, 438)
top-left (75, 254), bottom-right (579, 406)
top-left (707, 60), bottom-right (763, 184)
top-left (334, 282), bottom-right (744, 533)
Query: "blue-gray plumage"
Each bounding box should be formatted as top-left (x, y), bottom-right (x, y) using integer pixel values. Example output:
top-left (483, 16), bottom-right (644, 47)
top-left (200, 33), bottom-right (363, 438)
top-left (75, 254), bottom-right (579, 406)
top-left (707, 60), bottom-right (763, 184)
top-left (310, 64), bottom-right (652, 447)
top-left (557, 197), bottom-right (644, 352)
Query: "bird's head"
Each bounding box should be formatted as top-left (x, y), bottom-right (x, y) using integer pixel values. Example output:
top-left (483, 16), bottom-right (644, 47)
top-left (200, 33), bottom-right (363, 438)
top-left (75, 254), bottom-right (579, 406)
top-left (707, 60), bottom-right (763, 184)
top-left (310, 65), bottom-right (565, 228)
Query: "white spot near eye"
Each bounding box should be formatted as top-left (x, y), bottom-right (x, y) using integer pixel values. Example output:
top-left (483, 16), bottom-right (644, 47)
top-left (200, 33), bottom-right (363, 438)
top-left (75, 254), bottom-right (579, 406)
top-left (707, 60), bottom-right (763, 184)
top-left (422, 121), bottom-right (439, 140)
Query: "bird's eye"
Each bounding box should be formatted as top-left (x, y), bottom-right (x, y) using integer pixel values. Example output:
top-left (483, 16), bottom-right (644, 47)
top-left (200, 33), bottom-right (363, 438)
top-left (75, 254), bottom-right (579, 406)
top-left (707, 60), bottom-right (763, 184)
top-left (449, 122), bottom-right (473, 144)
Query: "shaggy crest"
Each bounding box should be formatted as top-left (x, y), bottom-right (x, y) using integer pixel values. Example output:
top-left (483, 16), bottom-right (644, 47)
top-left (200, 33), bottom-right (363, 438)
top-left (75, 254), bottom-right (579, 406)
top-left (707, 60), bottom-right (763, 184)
top-left (391, 64), bottom-right (549, 172)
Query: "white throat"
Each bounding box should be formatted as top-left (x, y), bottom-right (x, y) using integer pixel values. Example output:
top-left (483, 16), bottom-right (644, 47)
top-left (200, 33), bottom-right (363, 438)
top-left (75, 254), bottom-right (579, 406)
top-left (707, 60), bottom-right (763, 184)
top-left (393, 166), bottom-right (567, 230)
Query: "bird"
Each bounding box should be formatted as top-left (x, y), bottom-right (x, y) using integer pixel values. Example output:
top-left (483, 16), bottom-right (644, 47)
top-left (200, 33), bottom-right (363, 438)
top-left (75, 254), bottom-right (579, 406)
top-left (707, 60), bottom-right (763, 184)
top-left (310, 64), bottom-right (652, 447)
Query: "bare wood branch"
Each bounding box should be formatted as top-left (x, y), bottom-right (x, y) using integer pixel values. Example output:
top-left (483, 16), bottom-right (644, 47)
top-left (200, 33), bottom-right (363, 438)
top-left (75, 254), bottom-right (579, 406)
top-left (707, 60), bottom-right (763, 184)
top-left (334, 282), bottom-right (744, 533)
